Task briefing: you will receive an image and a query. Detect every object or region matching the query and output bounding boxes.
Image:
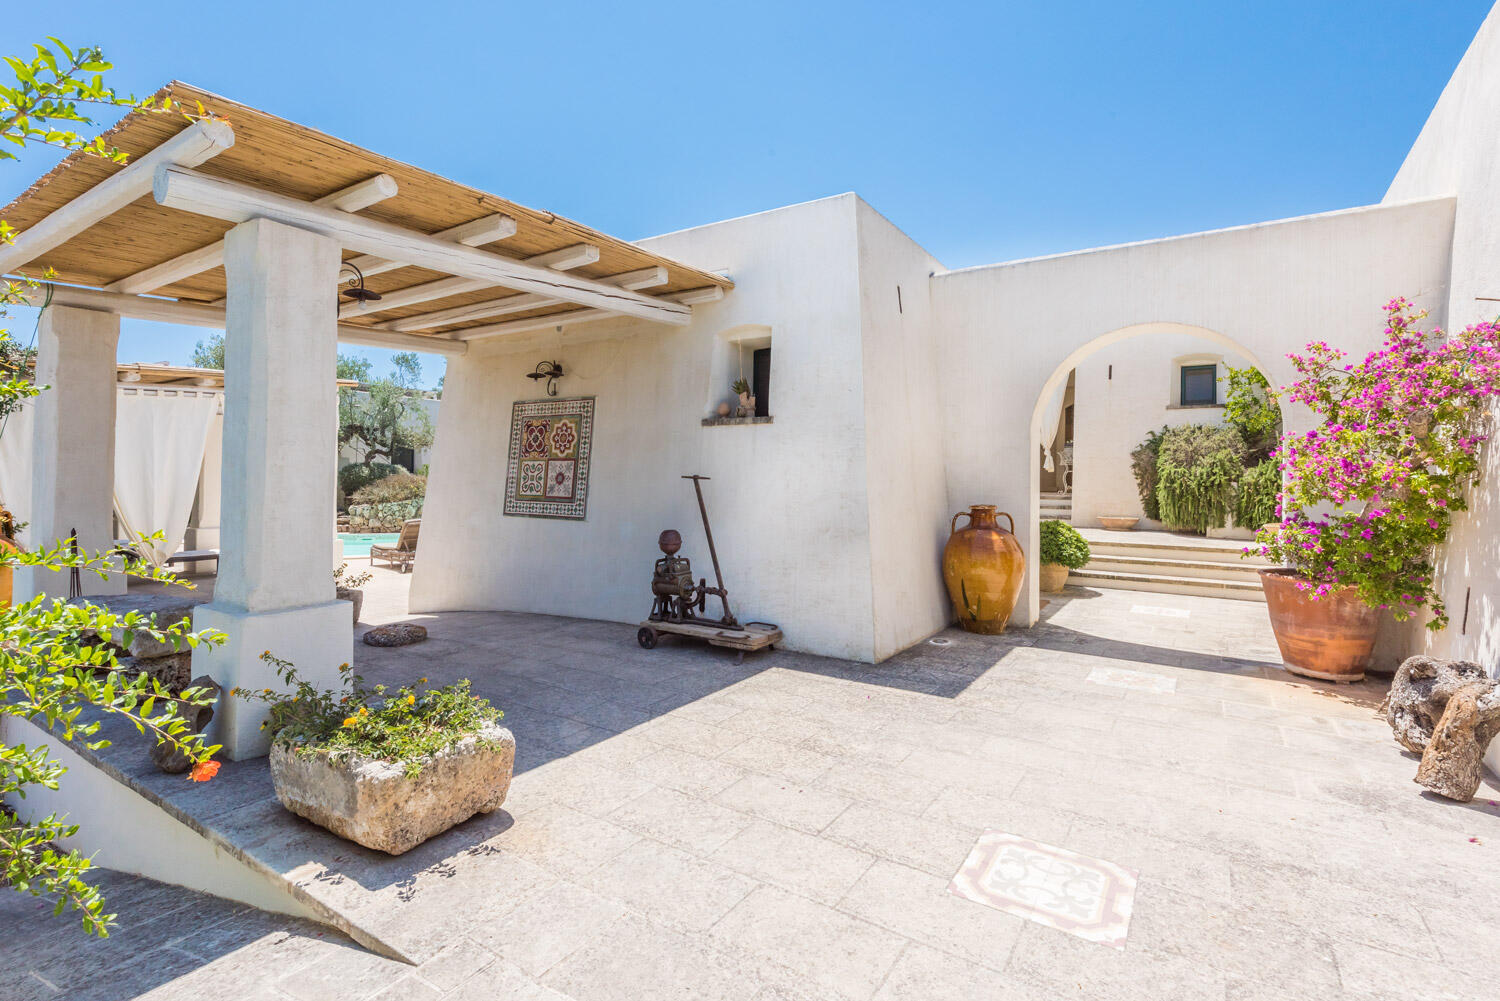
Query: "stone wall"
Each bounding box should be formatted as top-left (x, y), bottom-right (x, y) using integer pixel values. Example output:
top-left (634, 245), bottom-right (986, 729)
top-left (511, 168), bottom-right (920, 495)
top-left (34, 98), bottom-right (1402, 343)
top-left (347, 498), bottom-right (423, 532)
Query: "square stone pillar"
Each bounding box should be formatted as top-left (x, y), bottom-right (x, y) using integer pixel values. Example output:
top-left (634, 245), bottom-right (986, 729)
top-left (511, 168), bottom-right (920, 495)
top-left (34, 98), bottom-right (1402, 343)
top-left (195, 217), bottom-right (351, 759)
top-left (14, 304), bottom-right (125, 600)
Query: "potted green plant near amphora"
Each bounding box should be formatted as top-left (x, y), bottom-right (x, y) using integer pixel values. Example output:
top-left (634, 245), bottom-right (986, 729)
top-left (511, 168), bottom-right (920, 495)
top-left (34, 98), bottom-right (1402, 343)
top-left (732, 377), bottom-right (756, 417)
top-left (1038, 519), bottom-right (1090, 592)
top-left (1251, 299), bottom-right (1500, 682)
top-left (235, 655), bottom-right (514, 855)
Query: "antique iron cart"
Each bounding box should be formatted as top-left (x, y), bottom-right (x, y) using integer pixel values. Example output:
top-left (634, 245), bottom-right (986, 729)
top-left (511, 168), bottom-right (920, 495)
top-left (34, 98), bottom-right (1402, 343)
top-left (637, 475), bottom-right (782, 661)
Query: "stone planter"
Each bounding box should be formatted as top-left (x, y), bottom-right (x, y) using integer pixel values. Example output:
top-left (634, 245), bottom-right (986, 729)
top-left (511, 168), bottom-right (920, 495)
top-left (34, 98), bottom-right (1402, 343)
top-left (1097, 516), bottom-right (1139, 531)
top-left (1259, 569), bottom-right (1379, 683)
top-left (1038, 562), bottom-right (1071, 593)
top-left (336, 586), bottom-right (364, 626)
top-left (269, 722), bottom-right (515, 855)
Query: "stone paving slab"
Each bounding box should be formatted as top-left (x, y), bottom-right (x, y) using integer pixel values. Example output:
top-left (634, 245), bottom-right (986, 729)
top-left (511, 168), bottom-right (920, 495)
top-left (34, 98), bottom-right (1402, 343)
top-left (7, 572), bottom-right (1500, 1000)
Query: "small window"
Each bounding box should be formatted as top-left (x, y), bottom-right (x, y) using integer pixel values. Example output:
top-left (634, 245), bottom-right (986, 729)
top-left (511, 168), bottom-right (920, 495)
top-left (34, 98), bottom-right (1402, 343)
top-left (752, 348), bottom-right (771, 418)
top-left (1180, 364), bottom-right (1217, 406)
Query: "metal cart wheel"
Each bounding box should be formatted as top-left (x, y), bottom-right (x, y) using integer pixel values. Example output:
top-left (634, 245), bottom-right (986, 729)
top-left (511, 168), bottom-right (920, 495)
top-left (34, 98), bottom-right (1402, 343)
top-left (637, 626), bottom-right (658, 649)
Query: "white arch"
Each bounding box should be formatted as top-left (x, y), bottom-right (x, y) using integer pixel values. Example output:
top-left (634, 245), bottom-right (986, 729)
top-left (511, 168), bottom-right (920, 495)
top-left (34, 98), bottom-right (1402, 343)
top-left (1018, 321), bottom-right (1270, 626)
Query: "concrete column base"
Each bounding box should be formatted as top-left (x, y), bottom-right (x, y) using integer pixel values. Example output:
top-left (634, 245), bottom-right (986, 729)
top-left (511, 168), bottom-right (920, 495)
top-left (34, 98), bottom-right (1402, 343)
top-left (193, 600), bottom-right (353, 760)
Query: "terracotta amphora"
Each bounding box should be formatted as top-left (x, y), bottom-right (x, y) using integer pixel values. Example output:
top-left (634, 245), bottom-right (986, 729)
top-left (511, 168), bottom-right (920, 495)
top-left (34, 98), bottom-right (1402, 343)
top-left (943, 505), bottom-right (1025, 633)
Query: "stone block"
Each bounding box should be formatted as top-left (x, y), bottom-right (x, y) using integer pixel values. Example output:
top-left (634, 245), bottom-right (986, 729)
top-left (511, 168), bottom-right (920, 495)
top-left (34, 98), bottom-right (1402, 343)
top-left (269, 723), bottom-right (515, 854)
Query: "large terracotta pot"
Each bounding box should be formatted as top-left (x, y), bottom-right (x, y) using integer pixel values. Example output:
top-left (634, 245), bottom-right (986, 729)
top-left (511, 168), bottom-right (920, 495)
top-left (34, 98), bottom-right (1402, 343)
top-left (1259, 568), bottom-right (1379, 683)
top-left (1038, 563), bottom-right (1070, 593)
top-left (943, 505), bottom-right (1024, 633)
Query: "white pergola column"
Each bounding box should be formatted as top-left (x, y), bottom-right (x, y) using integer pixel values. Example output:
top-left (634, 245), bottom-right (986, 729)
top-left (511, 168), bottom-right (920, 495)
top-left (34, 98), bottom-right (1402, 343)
top-left (15, 304), bottom-right (125, 600)
top-left (194, 217), bottom-right (351, 759)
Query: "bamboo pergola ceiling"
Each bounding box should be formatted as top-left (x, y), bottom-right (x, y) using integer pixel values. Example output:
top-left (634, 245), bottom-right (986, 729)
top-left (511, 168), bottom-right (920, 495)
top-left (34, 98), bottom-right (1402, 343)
top-left (0, 82), bottom-right (731, 352)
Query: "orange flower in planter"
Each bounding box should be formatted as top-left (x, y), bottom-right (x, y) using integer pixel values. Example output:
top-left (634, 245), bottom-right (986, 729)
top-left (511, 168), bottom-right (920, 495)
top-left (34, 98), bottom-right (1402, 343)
top-left (189, 759), bottom-right (220, 783)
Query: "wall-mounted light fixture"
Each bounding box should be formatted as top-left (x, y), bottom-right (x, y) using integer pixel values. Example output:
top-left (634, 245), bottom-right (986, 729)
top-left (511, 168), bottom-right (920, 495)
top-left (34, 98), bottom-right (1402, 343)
top-left (527, 360), bottom-right (565, 397)
top-left (339, 262), bottom-right (382, 304)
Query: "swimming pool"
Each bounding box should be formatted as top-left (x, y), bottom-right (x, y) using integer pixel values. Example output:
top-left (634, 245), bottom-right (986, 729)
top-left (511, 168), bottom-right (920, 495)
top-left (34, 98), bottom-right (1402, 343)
top-left (337, 532), bottom-right (399, 558)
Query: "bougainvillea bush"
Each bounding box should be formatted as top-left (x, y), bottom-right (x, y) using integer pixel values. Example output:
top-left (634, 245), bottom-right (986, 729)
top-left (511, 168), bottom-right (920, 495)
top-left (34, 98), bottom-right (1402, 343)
top-left (1254, 299), bottom-right (1500, 627)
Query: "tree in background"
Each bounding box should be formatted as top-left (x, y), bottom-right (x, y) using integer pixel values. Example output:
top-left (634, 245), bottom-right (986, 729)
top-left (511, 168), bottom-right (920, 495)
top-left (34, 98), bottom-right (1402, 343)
top-left (192, 331), bottom-right (372, 382)
top-left (1, 40), bottom-right (222, 937)
top-left (339, 352), bottom-right (433, 468)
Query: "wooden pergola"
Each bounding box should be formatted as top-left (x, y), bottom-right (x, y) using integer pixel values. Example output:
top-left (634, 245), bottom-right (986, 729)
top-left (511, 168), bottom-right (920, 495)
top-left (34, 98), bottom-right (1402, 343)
top-left (0, 81), bottom-right (732, 356)
top-left (2, 84), bottom-right (736, 758)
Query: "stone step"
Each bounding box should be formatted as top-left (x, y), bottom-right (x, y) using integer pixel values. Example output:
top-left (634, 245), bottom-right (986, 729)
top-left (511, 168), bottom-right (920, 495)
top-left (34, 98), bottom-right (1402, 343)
top-left (1082, 553), bottom-right (1266, 583)
top-left (1068, 567), bottom-right (1267, 602)
top-left (1083, 537), bottom-right (1269, 567)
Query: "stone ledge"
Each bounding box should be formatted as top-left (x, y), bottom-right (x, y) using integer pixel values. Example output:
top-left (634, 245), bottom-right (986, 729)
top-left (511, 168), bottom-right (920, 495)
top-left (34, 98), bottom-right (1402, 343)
top-left (701, 416), bottom-right (774, 427)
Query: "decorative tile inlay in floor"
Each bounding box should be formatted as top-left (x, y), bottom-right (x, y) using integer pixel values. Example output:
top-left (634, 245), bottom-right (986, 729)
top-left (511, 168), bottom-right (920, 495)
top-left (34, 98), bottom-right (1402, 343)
top-left (949, 832), bottom-right (1138, 949)
top-left (1131, 604), bottom-right (1191, 618)
top-left (1086, 666), bottom-right (1177, 694)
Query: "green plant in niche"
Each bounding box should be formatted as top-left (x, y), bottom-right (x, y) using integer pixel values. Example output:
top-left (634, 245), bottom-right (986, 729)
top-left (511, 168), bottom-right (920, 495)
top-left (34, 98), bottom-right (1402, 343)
top-left (731, 377), bottom-right (750, 396)
top-left (1039, 520), bottom-right (1091, 569)
top-left (1154, 424), bottom-right (1247, 534)
top-left (1129, 427), bottom-right (1167, 522)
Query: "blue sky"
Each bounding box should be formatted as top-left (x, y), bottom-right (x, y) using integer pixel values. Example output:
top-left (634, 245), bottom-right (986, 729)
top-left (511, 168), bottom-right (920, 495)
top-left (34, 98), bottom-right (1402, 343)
top-left (2, 1), bottom-right (1493, 387)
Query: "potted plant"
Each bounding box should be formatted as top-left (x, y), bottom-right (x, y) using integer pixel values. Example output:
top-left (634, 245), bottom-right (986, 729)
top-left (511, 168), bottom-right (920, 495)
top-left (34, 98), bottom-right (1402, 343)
top-left (732, 377), bottom-right (756, 417)
top-left (0, 504), bottom-right (21, 607)
top-left (234, 654), bottom-right (514, 855)
top-left (1252, 298), bottom-right (1500, 682)
top-left (1038, 519), bottom-right (1090, 592)
top-left (334, 563), bottom-right (371, 625)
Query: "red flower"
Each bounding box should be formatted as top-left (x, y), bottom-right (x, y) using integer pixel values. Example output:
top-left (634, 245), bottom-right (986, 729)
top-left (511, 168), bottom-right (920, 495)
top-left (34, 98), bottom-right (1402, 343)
top-left (189, 759), bottom-right (221, 783)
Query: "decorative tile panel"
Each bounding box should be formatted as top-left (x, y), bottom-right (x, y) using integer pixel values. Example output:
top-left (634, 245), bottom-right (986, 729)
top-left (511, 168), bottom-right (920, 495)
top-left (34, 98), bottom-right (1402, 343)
top-left (949, 831), bottom-right (1137, 949)
top-left (504, 397), bottom-right (594, 519)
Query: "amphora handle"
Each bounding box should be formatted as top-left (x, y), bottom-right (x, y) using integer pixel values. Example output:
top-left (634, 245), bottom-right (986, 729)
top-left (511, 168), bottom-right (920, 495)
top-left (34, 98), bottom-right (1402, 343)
top-left (950, 511), bottom-right (971, 536)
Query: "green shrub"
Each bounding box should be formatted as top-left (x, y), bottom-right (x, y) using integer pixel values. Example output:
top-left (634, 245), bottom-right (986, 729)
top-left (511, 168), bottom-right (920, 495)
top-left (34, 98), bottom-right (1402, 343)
top-left (1235, 459), bottom-right (1281, 529)
top-left (1129, 427), bottom-right (1167, 521)
top-left (338, 461), bottom-right (399, 498)
top-left (1039, 520), bottom-right (1091, 569)
top-left (351, 471), bottom-right (426, 505)
top-left (1154, 424), bottom-right (1246, 534)
top-left (1222, 366), bottom-right (1282, 460)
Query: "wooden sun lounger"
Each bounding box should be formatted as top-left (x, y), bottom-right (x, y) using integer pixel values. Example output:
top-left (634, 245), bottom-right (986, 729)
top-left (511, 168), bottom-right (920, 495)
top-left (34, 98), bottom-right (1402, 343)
top-left (370, 519), bottom-right (420, 573)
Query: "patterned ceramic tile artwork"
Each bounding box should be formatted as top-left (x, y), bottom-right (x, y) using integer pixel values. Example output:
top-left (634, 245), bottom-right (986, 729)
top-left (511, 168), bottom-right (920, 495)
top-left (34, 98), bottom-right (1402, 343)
top-left (504, 397), bottom-right (595, 520)
top-left (1086, 666), bottom-right (1177, 694)
top-left (949, 831), bottom-right (1138, 949)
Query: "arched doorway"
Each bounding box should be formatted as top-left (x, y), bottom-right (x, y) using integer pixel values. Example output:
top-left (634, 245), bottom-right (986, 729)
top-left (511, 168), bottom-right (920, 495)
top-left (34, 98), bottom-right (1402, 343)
top-left (1020, 322), bottom-right (1275, 627)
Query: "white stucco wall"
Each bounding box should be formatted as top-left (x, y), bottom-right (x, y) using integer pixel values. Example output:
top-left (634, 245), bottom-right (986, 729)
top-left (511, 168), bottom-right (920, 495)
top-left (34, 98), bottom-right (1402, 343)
top-left (411, 195), bottom-right (885, 661)
top-left (1384, 4), bottom-right (1500, 686)
top-left (853, 199), bottom-right (952, 660)
top-left (930, 196), bottom-right (1457, 631)
top-left (1070, 336), bottom-right (1256, 529)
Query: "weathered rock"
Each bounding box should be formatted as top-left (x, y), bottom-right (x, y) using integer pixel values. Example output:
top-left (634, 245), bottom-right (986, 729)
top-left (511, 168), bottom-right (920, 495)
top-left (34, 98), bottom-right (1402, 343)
top-left (1382, 656), bottom-right (1493, 752)
top-left (1383, 655), bottom-right (1500, 802)
top-left (1415, 683), bottom-right (1500, 801)
top-left (362, 623), bottom-right (427, 647)
top-left (269, 722), bottom-right (515, 854)
top-left (121, 651), bottom-right (193, 692)
top-left (151, 676), bottom-right (220, 774)
top-left (70, 592), bottom-right (206, 659)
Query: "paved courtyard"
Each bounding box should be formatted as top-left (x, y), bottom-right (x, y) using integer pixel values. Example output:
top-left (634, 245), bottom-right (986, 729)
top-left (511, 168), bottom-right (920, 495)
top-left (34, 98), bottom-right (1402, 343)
top-left (5, 570), bottom-right (1499, 1001)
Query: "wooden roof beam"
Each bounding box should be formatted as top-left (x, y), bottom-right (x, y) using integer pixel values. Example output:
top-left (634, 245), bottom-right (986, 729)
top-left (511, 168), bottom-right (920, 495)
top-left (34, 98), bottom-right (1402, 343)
top-left (340, 242), bottom-right (600, 320)
top-left (153, 165), bottom-right (691, 325)
top-left (0, 119), bottom-right (235, 276)
top-left (10, 281), bottom-right (467, 356)
top-left (107, 172), bottom-right (399, 294)
top-left (344, 211), bottom-right (518, 280)
top-left (383, 265), bottom-right (666, 332)
top-left (454, 284), bottom-right (724, 343)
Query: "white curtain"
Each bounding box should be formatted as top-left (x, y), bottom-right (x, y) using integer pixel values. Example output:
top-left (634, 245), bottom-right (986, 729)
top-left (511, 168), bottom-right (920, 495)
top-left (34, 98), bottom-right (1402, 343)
top-left (1038, 383), bottom-right (1067, 473)
top-left (0, 400), bottom-right (34, 544)
top-left (114, 392), bottom-right (218, 563)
